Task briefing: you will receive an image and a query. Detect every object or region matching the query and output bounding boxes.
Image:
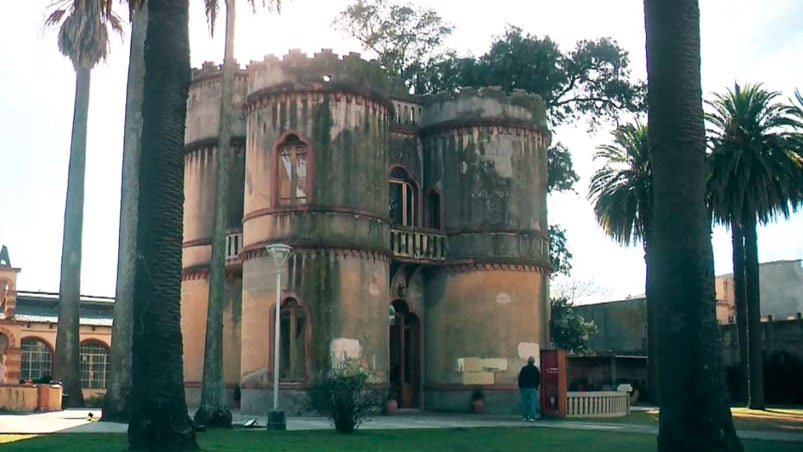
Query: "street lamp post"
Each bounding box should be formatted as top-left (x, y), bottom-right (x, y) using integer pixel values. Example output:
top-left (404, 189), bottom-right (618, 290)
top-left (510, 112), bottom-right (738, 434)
top-left (266, 243), bottom-right (293, 431)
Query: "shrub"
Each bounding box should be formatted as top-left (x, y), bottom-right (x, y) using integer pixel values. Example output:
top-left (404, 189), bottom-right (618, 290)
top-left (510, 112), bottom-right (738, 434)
top-left (86, 393), bottom-right (105, 408)
top-left (307, 359), bottom-right (381, 433)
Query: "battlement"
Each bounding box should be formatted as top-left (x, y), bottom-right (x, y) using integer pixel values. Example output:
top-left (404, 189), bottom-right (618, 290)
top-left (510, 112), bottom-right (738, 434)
top-left (245, 48), bottom-right (403, 102)
top-left (192, 60), bottom-right (248, 82)
top-left (419, 85), bottom-right (548, 131)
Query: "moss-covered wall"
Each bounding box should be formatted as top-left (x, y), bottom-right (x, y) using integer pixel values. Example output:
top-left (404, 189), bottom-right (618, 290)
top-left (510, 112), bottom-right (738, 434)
top-left (389, 132), bottom-right (423, 182)
top-left (239, 252), bottom-right (389, 387)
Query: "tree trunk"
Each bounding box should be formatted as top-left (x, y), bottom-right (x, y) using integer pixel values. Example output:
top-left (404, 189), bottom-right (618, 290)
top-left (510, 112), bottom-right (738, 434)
top-left (644, 0), bottom-right (742, 450)
top-left (127, 0), bottom-right (197, 449)
top-left (644, 242), bottom-right (659, 405)
top-left (54, 66), bottom-right (91, 408)
top-left (194, 0), bottom-right (235, 429)
top-left (744, 213), bottom-right (765, 410)
top-left (731, 222), bottom-right (748, 404)
top-left (103, 2), bottom-right (147, 422)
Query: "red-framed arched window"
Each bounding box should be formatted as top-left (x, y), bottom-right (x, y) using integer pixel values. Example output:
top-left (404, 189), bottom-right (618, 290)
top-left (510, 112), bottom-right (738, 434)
top-left (270, 296), bottom-right (312, 383)
top-left (274, 133), bottom-right (310, 207)
top-left (79, 340), bottom-right (110, 389)
top-left (20, 337), bottom-right (53, 382)
top-left (389, 166), bottom-right (419, 227)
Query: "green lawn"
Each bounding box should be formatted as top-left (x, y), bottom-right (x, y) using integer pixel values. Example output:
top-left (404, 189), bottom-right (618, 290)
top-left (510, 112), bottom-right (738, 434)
top-left (0, 428), bottom-right (798, 452)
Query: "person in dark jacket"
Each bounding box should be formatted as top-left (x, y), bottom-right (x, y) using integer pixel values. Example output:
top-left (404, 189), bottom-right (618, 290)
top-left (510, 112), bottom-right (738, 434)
top-left (518, 356), bottom-right (541, 421)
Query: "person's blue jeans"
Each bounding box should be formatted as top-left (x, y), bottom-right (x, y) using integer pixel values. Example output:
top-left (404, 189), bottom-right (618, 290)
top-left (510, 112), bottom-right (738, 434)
top-left (520, 388), bottom-right (538, 420)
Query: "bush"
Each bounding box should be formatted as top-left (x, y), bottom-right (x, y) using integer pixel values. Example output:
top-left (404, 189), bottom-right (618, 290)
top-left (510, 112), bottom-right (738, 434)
top-left (85, 393), bottom-right (105, 408)
top-left (307, 359), bottom-right (381, 434)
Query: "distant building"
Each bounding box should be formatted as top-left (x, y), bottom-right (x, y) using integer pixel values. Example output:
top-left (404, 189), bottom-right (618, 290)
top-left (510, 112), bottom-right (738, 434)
top-left (0, 246), bottom-right (113, 400)
top-left (715, 259), bottom-right (803, 324)
top-left (571, 259), bottom-right (803, 403)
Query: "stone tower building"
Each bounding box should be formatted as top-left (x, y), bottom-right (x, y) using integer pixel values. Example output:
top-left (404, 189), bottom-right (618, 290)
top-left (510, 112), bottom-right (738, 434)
top-left (180, 50), bottom-right (552, 414)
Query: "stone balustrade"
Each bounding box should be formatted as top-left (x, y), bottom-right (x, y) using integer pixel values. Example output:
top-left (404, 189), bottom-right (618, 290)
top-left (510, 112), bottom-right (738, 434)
top-left (390, 228), bottom-right (447, 261)
top-left (226, 230), bottom-right (243, 262)
top-left (566, 391), bottom-right (630, 418)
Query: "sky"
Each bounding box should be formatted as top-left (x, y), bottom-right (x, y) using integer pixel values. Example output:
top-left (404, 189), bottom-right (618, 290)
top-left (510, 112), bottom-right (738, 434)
top-left (0, 0), bottom-right (801, 303)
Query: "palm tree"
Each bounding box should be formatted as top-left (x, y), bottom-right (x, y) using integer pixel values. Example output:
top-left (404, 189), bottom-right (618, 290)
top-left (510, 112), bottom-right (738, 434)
top-left (706, 83), bottom-right (803, 410)
top-left (45, 0), bottom-right (122, 409)
top-left (643, 0), bottom-right (741, 450)
top-left (102, 1), bottom-right (147, 422)
top-left (126, 0), bottom-right (197, 448)
top-left (587, 121), bottom-right (658, 404)
top-left (194, 0), bottom-right (282, 429)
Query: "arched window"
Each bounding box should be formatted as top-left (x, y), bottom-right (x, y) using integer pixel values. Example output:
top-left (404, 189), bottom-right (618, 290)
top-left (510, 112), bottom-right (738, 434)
top-left (389, 167), bottom-right (417, 227)
top-left (21, 338), bottom-right (52, 381)
top-left (80, 341), bottom-right (110, 389)
top-left (426, 190), bottom-right (442, 230)
top-left (276, 134), bottom-right (308, 206)
top-left (277, 298), bottom-right (309, 382)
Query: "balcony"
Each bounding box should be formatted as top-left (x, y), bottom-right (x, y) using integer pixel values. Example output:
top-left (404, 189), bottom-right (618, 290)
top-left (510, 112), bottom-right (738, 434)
top-left (226, 230), bottom-right (243, 263)
top-left (390, 228), bottom-right (446, 262)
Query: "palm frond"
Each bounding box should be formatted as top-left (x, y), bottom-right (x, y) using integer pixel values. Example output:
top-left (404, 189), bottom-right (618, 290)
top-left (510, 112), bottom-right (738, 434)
top-left (588, 121), bottom-right (651, 246)
top-left (45, 0), bottom-right (124, 69)
top-left (705, 82), bottom-right (803, 228)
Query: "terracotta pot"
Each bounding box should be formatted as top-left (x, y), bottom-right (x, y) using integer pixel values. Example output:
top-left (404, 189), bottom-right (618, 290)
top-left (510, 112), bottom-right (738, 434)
top-left (472, 399), bottom-right (484, 414)
top-left (385, 399), bottom-right (398, 415)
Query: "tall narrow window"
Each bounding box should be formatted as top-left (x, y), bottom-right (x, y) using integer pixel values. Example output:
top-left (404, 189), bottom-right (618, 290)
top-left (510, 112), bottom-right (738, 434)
top-left (426, 190), bottom-right (442, 230)
top-left (80, 341), bottom-right (110, 389)
top-left (21, 338), bottom-right (52, 381)
top-left (278, 298), bottom-right (308, 382)
top-left (277, 135), bottom-right (308, 206)
top-left (389, 167), bottom-right (417, 227)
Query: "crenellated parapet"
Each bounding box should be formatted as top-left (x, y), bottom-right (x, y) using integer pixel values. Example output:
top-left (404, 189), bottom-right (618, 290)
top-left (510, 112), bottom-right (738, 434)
top-left (245, 49), bottom-right (403, 110)
top-left (419, 86), bottom-right (548, 134)
top-left (186, 60), bottom-right (249, 145)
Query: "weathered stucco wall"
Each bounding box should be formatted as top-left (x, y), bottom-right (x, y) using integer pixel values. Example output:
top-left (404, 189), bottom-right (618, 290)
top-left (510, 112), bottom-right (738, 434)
top-left (575, 298), bottom-right (647, 354)
top-left (425, 268), bottom-right (547, 386)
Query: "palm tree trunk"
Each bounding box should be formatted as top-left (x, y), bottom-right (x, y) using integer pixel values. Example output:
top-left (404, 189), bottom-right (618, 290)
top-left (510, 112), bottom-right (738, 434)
top-left (194, 0), bottom-right (235, 429)
top-left (731, 222), bottom-right (748, 404)
top-left (127, 0), bottom-right (197, 449)
top-left (54, 66), bottom-right (91, 409)
top-left (644, 0), bottom-right (741, 450)
top-left (644, 242), bottom-right (659, 405)
top-left (103, 2), bottom-right (147, 422)
top-left (744, 213), bottom-right (765, 410)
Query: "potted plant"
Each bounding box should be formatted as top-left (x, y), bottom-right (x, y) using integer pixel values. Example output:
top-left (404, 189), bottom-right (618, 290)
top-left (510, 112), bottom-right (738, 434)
top-left (471, 389), bottom-right (484, 413)
top-left (385, 386), bottom-right (398, 415)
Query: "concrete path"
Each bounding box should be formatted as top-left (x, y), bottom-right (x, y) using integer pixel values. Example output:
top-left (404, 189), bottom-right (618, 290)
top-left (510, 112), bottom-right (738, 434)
top-left (1, 409), bottom-right (801, 444)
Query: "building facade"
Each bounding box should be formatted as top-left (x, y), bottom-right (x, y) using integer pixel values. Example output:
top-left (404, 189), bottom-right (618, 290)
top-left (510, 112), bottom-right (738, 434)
top-left (0, 249), bottom-right (113, 401)
top-left (180, 50), bottom-right (552, 414)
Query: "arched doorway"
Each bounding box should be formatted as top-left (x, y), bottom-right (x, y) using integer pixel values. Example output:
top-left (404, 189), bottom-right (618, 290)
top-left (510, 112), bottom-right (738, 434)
top-left (389, 299), bottom-right (420, 408)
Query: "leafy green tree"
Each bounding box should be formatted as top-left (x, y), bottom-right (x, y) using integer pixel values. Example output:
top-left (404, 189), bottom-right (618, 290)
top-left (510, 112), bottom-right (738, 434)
top-left (644, 0), bottom-right (741, 449)
top-left (706, 83), bottom-right (803, 410)
top-left (334, 0), bottom-right (453, 91)
top-left (587, 121), bottom-right (659, 403)
top-left (127, 0), bottom-right (197, 448)
top-left (103, 1), bottom-right (147, 422)
top-left (547, 143), bottom-right (579, 193)
top-left (547, 225), bottom-right (572, 278)
top-left (46, 0), bottom-right (122, 409)
top-left (549, 297), bottom-right (597, 354)
top-left (195, 0), bottom-right (282, 429)
top-left (422, 26), bottom-right (645, 128)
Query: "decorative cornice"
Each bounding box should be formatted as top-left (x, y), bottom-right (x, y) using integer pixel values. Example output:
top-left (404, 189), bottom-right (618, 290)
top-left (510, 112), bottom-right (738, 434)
top-left (421, 121), bottom-right (551, 143)
top-left (244, 86), bottom-right (393, 116)
top-left (242, 205), bottom-right (389, 224)
top-left (438, 261), bottom-right (550, 275)
top-left (182, 238), bottom-right (212, 248)
top-left (241, 243), bottom-right (391, 264)
top-left (181, 265), bottom-right (242, 281)
top-left (184, 137), bottom-right (246, 155)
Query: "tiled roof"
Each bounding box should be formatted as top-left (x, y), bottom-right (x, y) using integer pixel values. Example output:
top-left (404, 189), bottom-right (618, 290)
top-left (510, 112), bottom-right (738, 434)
top-left (0, 291), bottom-right (114, 327)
